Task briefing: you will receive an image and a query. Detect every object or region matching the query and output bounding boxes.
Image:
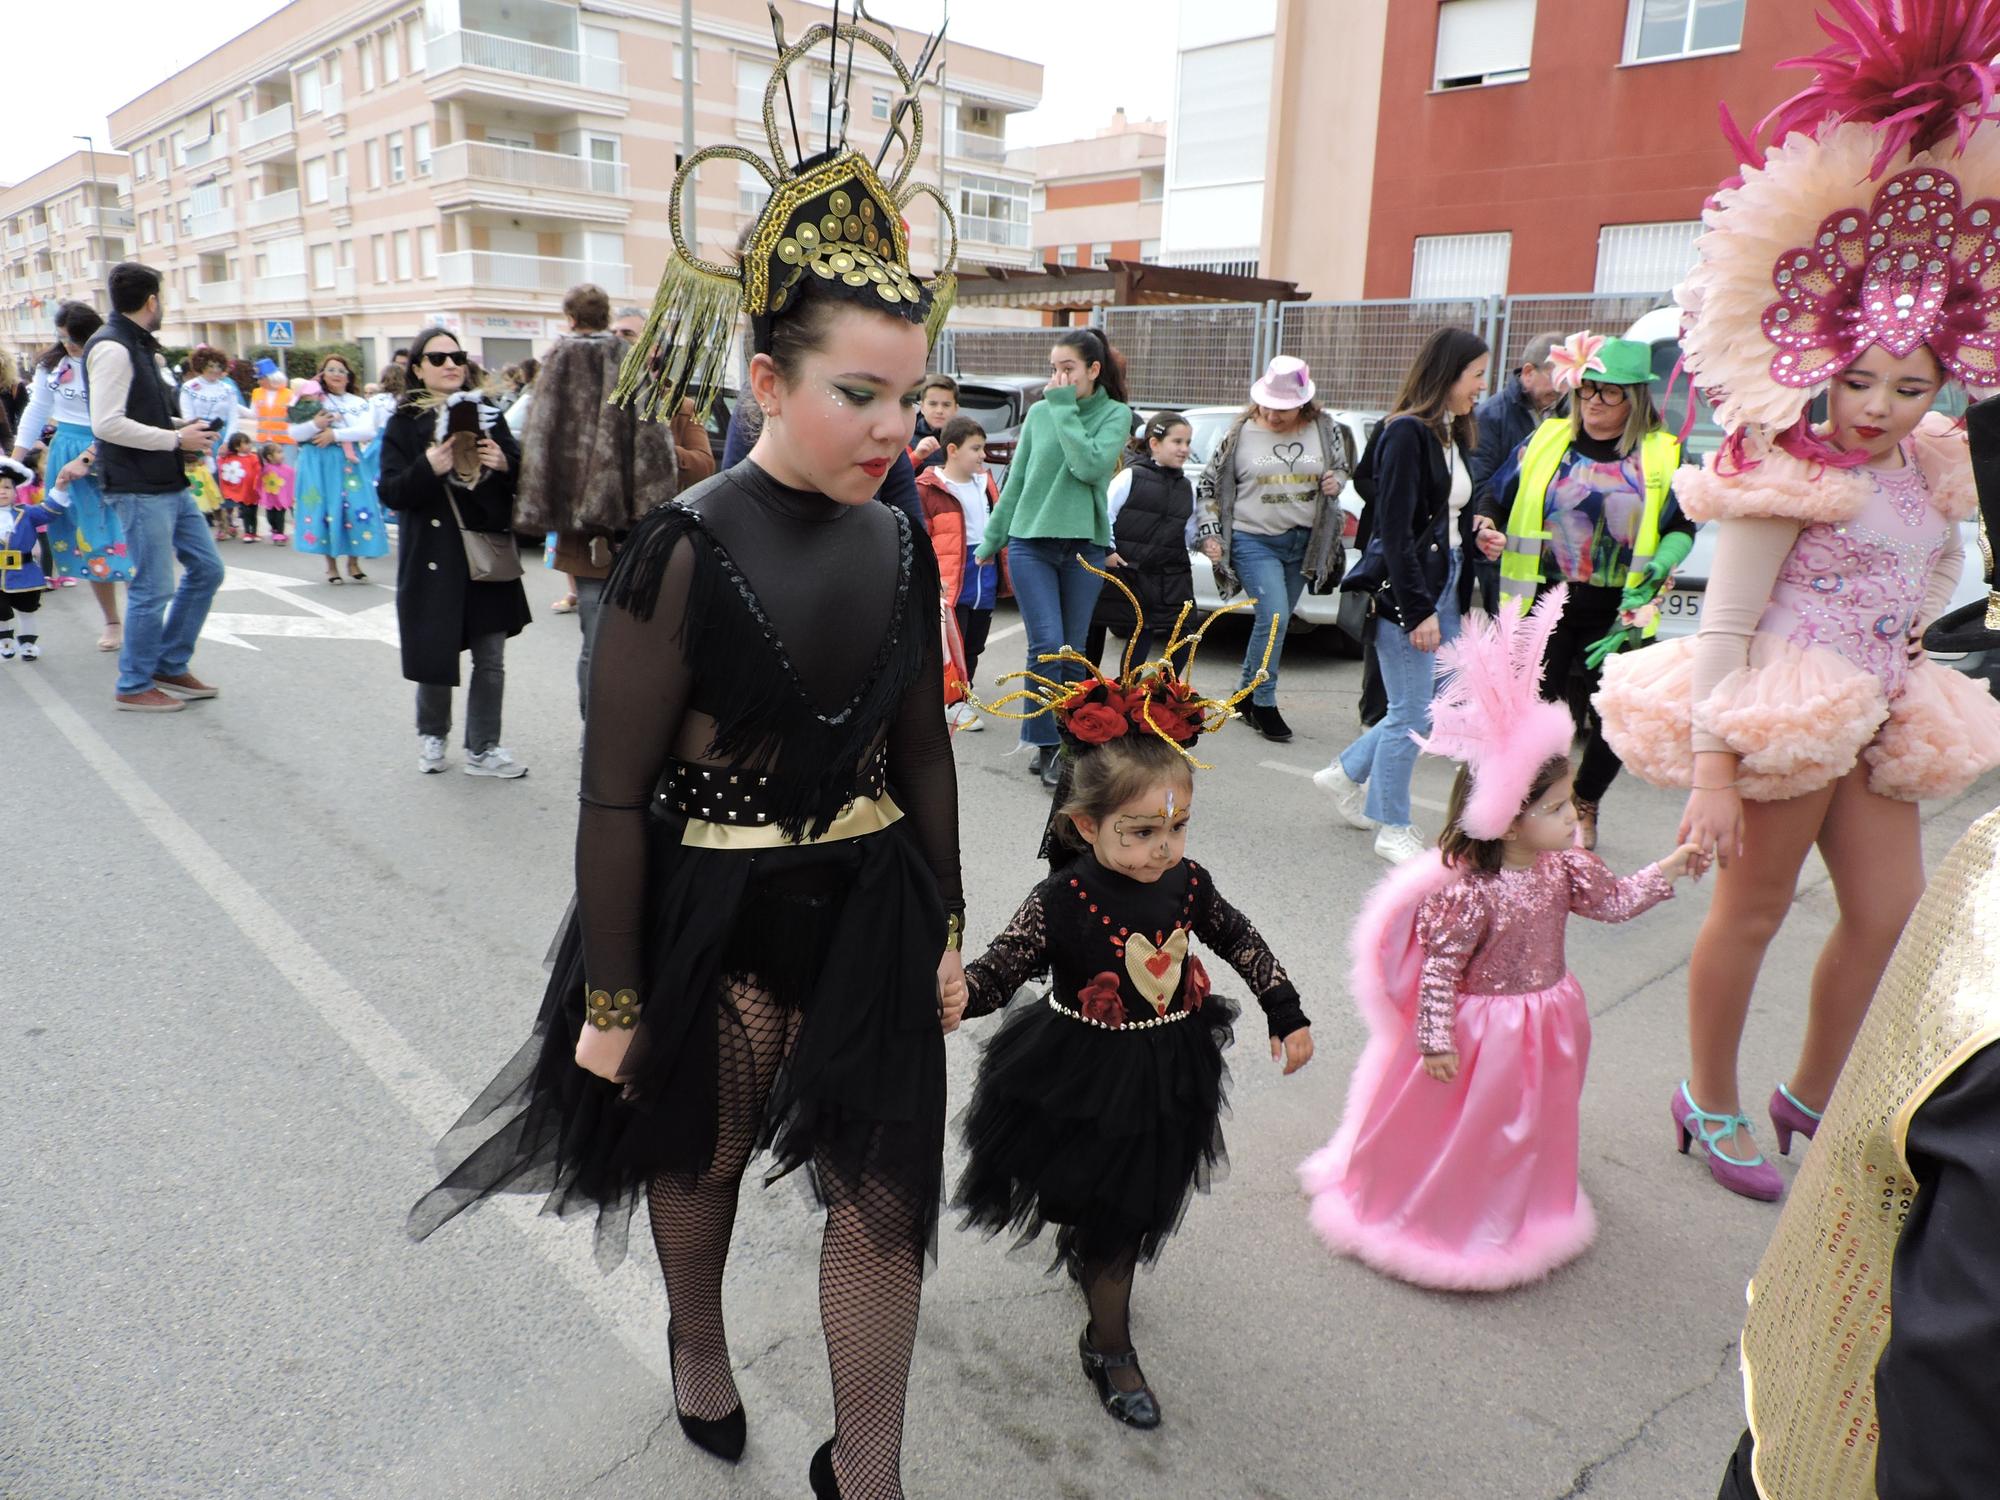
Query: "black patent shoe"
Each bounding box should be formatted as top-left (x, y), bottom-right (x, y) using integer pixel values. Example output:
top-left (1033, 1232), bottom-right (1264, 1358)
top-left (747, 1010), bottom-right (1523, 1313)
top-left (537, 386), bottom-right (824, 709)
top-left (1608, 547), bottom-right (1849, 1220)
top-left (1078, 1326), bottom-right (1162, 1430)
top-left (1249, 704), bottom-right (1294, 742)
top-left (809, 1437), bottom-right (843, 1498)
top-left (668, 1321), bottom-right (746, 1463)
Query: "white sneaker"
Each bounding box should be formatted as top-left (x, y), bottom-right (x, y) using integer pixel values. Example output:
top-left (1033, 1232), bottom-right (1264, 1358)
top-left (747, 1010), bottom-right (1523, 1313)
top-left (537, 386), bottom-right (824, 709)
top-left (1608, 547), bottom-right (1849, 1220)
top-left (464, 746), bottom-right (528, 779)
top-left (16, 639), bottom-right (39, 661)
top-left (1312, 764), bottom-right (1376, 829)
top-left (417, 736), bottom-right (446, 774)
top-left (0, 638), bottom-right (14, 661)
top-left (947, 700), bottom-right (984, 732)
top-left (1373, 824), bottom-right (1429, 865)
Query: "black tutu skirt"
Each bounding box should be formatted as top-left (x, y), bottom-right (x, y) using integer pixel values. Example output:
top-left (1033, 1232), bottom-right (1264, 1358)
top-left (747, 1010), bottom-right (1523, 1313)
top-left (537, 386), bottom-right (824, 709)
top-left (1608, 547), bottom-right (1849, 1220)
top-left (409, 811), bottom-right (947, 1268)
top-left (954, 991), bottom-right (1238, 1274)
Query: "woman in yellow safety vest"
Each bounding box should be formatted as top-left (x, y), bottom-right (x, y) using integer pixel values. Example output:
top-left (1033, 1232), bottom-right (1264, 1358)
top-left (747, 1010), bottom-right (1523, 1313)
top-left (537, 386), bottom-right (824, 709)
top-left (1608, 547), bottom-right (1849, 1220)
top-left (1471, 334), bottom-right (1693, 849)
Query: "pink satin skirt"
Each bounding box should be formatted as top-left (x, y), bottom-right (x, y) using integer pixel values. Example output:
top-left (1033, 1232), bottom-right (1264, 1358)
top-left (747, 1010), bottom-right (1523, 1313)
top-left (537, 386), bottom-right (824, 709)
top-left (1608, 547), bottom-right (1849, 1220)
top-left (1300, 974), bottom-right (1595, 1291)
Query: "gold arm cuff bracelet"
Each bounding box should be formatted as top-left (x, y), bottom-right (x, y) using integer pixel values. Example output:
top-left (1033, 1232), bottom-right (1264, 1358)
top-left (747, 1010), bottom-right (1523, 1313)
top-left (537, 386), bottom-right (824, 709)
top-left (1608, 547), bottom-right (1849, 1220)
top-left (945, 912), bottom-right (964, 951)
top-left (586, 988), bottom-right (641, 1030)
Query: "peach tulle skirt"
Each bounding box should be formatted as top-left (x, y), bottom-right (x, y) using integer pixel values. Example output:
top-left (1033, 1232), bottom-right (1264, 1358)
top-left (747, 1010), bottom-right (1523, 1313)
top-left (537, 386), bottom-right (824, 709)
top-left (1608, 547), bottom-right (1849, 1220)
top-left (1596, 633), bottom-right (2000, 802)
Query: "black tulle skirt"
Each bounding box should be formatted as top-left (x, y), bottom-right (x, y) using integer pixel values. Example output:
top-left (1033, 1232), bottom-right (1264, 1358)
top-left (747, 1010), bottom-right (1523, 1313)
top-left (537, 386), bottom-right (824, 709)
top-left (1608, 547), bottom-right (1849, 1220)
top-left (408, 812), bottom-right (947, 1269)
top-left (953, 991), bottom-right (1238, 1274)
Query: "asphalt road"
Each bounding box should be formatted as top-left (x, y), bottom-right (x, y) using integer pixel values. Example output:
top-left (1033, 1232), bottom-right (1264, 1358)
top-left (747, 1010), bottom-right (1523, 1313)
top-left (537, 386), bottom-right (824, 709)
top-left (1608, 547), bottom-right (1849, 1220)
top-left (6, 541), bottom-right (1995, 1500)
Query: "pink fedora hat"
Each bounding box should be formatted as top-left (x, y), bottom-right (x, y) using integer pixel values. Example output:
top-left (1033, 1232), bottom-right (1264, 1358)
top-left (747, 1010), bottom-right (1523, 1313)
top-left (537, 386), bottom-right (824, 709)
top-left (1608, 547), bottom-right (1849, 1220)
top-left (1250, 355), bottom-right (1315, 410)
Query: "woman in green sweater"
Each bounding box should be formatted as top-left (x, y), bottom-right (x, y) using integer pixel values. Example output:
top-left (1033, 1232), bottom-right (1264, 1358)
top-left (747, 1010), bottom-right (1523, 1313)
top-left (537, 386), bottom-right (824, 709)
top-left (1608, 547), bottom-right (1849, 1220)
top-left (977, 328), bottom-right (1133, 787)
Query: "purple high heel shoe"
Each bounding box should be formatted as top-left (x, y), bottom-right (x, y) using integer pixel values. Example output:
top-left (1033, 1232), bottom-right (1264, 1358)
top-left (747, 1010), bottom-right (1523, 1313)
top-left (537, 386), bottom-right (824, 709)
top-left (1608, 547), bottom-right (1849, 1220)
top-left (1768, 1084), bottom-right (1824, 1157)
top-left (1670, 1082), bottom-right (1784, 1202)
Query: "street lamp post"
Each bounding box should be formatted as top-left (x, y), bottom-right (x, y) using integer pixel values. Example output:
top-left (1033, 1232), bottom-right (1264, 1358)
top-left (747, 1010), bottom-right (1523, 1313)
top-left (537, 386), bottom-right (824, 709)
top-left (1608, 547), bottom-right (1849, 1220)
top-left (74, 134), bottom-right (102, 292)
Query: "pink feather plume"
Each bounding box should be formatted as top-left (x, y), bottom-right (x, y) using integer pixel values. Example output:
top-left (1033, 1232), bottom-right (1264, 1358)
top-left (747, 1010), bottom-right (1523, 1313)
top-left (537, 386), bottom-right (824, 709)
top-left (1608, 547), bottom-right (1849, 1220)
top-left (1756, 0), bottom-right (2000, 175)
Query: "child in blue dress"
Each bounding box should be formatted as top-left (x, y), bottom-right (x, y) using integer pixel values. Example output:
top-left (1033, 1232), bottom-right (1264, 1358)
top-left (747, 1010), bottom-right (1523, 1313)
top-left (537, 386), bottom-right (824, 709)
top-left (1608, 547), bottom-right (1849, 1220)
top-left (0, 454), bottom-right (80, 660)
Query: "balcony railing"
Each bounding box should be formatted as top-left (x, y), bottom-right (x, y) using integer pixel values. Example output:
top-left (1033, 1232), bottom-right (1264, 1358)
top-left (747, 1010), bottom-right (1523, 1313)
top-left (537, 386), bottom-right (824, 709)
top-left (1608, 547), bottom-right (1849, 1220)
top-left (436, 250), bottom-right (629, 295)
top-left (947, 131), bottom-right (1008, 164)
top-left (252, 272), bottom-right (309, 304)
top-left (427, 30), bottom-right (626, 94)
top-left (4, 233), bottom-right (22, 252)
top-left (182, 134), bottom-right (228, 169)
top-left (29, 224), bottom-right (50, 245)
top-left (190, 278), bottom-right (241, 307)
top-left (186, 208), bottom-right (235, 240)
top-left (431, 140), bottom-right (629, 196)
top-left (246, 189), bottom-right (302, 227)
top-left (242, 105), bottom-right (296, 149)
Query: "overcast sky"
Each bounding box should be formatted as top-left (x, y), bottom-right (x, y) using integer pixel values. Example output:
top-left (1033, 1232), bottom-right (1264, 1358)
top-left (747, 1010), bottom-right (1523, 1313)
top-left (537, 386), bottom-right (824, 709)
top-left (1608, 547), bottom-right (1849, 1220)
top-left (1, 0), bottom-right (1173, 186)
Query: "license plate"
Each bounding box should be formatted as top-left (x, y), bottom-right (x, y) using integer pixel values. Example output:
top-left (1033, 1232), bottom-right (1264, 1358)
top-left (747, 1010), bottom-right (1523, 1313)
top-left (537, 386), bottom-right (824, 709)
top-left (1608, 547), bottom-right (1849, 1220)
top-left (1661, 589), bottom-right (1703, 623)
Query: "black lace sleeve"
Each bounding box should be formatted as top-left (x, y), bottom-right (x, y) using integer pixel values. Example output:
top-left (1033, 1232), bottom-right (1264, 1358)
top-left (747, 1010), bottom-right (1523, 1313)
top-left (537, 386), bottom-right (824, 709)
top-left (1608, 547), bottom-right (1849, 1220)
top-left (573, 531), bottom-right (699, 1002)
top-left (1188, 863), bottom-right (1307, 1039)
top-left (963, 888), bottom-right (1051, 1019)
top-left (885, 523), bottom-right (964, 916)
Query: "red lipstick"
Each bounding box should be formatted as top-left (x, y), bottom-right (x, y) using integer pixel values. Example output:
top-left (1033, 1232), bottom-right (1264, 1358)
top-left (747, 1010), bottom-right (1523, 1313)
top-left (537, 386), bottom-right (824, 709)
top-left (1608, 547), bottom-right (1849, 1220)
top-left (859, 457), bottom-right (890, 478)
top-left (1853, 425), bottom-right (1885, 440)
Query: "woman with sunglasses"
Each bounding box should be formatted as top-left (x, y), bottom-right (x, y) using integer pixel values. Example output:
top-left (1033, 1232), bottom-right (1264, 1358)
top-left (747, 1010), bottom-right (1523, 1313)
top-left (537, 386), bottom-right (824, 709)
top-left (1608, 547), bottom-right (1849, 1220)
top-left (1471, 334), bottom-right (1692, 849)
top-left (377, 329), bottom-right (532, 778)
top-left (290, 354), bottom-right (387, 584)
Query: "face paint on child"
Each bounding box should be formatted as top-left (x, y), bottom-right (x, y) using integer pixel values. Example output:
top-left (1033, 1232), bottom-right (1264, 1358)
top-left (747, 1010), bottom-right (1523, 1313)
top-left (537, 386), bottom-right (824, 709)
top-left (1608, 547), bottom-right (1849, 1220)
top-left (1080, 780), bottom-right (1194, 881)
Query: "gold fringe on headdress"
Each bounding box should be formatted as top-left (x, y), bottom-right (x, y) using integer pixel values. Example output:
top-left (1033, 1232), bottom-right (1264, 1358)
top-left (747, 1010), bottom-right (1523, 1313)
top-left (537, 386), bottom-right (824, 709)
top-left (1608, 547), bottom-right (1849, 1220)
top-left (612, 13), bottom-right (958, 426)
top-left (973, 559), bottom-right (1277, 771)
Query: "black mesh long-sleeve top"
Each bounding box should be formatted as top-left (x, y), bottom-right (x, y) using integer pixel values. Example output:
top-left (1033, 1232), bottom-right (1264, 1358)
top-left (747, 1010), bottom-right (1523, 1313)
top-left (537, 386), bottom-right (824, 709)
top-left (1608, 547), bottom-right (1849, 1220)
top-left (963, 856), bottom-right (1307, 1038)
top-left (575, 460), bottom-right (963, 1002)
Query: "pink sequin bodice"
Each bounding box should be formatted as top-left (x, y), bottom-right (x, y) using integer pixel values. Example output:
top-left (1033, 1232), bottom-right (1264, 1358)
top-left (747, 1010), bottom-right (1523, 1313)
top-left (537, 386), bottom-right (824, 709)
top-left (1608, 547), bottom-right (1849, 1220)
top-left (1412, 850), bottom-right (1673, 1054)
top-left (1759, 457), bottom-right (1947, 700)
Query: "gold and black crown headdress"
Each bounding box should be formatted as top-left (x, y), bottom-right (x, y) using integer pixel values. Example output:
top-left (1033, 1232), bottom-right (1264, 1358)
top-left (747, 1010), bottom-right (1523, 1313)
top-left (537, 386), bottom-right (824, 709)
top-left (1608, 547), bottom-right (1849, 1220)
top-left (613, 3), bottom-right (958, 423)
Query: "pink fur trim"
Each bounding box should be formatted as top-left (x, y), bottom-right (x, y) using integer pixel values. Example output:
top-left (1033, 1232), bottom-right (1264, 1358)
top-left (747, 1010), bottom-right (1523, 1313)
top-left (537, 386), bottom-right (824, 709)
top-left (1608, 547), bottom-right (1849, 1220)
top-left (1595, 642), bottom-right (1699, 790)
top-left (1911, 415), bottom-right (1977, 521)
top-left (1347, 851), bottom-right (1459, 1040)
top-left (1867, 657), bottom-right (2000, 800)
top-left (1304, 1180), bottom-right (1597, 1293)
top-left (1462, 702), bottom-right (1576, 839)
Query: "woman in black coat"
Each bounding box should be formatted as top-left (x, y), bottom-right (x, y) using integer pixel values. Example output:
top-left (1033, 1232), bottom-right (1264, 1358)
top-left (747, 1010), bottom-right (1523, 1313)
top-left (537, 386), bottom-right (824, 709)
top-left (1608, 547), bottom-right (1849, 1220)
top-left (1321, 328), bottom-right (1490, 865)
top-left (377, 326), bottom-right (533, 778)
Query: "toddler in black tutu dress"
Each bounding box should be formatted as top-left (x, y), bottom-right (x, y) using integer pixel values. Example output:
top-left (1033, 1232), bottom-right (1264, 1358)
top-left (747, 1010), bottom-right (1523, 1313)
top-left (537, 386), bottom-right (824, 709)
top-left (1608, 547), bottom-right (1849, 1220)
top-left (955, 577), bottom-right (1315, 1430)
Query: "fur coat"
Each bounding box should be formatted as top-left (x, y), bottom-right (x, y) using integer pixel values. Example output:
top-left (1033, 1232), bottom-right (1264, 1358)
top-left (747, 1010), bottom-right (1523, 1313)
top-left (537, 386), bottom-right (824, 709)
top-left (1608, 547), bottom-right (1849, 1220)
top-left (513, 331), bottom-right (679, 536)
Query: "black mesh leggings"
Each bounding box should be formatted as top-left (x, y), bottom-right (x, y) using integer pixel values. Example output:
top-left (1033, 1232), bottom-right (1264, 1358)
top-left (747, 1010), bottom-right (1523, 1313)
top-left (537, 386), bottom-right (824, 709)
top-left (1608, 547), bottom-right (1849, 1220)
top-left (646, 979), bottom-right (926, 1500)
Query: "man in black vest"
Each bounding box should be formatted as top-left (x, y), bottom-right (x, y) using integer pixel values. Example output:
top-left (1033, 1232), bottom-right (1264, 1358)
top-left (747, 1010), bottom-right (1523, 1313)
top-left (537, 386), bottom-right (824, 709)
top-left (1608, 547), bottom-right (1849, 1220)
top-left (86, 262), bottom-right (222, 712)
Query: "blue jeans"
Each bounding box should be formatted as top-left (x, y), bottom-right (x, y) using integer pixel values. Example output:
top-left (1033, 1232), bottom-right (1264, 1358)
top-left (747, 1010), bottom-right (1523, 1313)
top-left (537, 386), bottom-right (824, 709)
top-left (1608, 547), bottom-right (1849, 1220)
top-left (1335, 555), bottom-right (1462, 826)
top-left (107, 488), bottom-right (225, 696)
top-left (1007, 537), bottom-right (1107, 748)
top-left (1231, 526), bottom-right (1311, 707)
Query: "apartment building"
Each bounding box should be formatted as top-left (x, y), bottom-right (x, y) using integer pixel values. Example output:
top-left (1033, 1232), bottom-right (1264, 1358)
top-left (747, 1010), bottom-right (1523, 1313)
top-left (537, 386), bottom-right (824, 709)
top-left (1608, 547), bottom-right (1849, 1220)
top-left (1009, 110), bottom-right (1164, 271)
top-left (83, 0), bottom-right (1038, 372)
top-left (0, 151), bottom-right (136, 353)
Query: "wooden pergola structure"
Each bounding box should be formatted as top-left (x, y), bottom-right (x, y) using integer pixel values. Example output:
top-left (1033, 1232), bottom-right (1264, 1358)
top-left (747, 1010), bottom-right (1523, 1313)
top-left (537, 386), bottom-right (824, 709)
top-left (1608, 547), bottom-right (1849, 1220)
top-left (952, 259), bottom-right (1308, 319)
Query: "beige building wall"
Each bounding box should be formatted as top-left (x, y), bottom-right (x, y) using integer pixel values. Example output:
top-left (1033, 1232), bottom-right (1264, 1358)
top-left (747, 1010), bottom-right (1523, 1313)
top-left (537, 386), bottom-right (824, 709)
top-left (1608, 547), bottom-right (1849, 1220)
top-left (9, 0), bottom-right (1037, 370)
top-left (1259, 0), bottom-right (1385, 300)
top-left (1, 152), bottom-right (136, 352)
top-left (1010, 112), bottom-right (1166, 268)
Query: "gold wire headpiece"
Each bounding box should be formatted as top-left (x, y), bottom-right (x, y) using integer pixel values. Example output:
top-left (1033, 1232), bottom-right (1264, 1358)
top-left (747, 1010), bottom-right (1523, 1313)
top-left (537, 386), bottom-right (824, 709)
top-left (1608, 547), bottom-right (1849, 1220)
top-left (612, 11), bottom-right (958, 425)
top-left (973, 559), bottom-right (1277, 771)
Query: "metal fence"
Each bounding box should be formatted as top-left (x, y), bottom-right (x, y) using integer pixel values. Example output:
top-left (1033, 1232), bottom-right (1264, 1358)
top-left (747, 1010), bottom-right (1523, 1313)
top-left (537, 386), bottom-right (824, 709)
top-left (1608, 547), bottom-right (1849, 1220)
top-left (1274, 298), bottom-right (1495, 413)
top-left (1103, 302), bottom-right (1270, 406)
top-left (939, 290), bottom-right (1681, 415)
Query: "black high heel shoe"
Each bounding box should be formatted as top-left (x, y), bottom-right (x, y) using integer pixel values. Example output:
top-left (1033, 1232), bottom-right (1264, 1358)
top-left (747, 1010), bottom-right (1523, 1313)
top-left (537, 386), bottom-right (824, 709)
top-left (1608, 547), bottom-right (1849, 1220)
top-left (667, 1321), bottom-right (746, 1463)
top-left (809, 1437), bottom-right (842, 1498)
top-left (1078, 1325), bottom-right (1162, 1429)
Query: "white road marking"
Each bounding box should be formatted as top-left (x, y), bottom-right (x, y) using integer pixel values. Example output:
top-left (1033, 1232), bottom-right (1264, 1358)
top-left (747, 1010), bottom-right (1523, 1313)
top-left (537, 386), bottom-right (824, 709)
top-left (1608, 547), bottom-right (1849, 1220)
top-left (14, 669), bottom-right (799, 1496)
top-left (1259, 757), bottom-right (1447, 814)
top-left (204, 566), bottom-right (399, 650)
top-left (985, 621), bottom-right (1024, 644)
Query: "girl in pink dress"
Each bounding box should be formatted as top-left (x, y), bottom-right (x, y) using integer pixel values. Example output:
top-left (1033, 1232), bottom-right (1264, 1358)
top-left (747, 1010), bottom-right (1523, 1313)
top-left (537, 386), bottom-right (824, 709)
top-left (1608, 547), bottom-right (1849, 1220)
top-left (1302, 589), bottom-right (1705, 1290)
top-left (1594, 12), bottom-right (2000, 1202)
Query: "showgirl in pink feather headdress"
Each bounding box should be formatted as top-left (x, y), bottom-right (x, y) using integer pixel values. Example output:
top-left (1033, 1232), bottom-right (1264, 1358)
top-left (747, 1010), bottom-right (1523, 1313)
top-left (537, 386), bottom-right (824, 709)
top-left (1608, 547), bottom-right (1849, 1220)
top-left (1300, 589), bottom-right (1705, 1291)
top-left (1594, 0), bottom-right (2000, 1207)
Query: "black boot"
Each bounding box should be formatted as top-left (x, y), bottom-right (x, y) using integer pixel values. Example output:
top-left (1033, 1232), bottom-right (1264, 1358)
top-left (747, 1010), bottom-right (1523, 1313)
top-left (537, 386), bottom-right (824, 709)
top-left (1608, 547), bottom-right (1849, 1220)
top-left (1249, 704), bottom-right (1294, 743)
top-left (668, 1321), bottom-right (745, 1463)
top-left (1040, 747), bottom-right (1064, 788)
top-left (1028, 746), bottom-right (1049, 777)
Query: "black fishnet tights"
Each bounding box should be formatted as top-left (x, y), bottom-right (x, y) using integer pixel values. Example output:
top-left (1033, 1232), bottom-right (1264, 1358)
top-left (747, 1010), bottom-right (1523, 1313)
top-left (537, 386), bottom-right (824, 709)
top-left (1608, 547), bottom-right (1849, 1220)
top-left (645, 979), bottom-right (925, 1500)
top-left (1080, 1243), bottom-right (1145, 1394)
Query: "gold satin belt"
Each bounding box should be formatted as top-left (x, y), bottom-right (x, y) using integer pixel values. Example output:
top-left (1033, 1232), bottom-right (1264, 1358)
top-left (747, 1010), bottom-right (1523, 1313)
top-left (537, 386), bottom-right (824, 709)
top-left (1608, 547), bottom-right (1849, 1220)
top-left (679, 790), bottom-right (903, 850)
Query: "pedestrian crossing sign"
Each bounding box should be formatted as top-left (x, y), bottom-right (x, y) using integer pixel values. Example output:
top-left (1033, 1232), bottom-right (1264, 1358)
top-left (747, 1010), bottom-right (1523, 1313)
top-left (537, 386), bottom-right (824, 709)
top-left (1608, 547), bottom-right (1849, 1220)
top-left (264, 319), bottom-right (295, 346)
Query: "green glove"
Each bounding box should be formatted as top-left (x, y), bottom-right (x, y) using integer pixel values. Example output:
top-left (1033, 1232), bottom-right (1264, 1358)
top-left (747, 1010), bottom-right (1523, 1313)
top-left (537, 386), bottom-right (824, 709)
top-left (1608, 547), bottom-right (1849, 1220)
top-left (1619, 530), bottom-right (1695, 612)
top-left (1584, 623), bottom-right (1637, 672)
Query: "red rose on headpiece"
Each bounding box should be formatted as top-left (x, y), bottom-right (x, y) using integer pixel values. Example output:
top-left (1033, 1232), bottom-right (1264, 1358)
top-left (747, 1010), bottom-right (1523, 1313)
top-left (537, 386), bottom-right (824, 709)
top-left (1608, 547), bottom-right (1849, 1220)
top-left (1137, 699), bottom-right (1197, 743)
top-left (1067, 703), bottom-right (1130, 744)
top-left (1186, 956), bottom-right (1211, 1012)
top-left (1078, 972), bottom-right (1125, 1028)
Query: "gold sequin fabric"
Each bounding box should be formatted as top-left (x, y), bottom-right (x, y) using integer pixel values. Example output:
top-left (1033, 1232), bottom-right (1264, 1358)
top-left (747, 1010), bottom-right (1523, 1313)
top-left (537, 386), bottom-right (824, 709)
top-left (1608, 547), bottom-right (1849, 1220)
top-left (1740, 807), bottom-right (2000, 1500)
top-left (772, 187), bottom-right (923, 313)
